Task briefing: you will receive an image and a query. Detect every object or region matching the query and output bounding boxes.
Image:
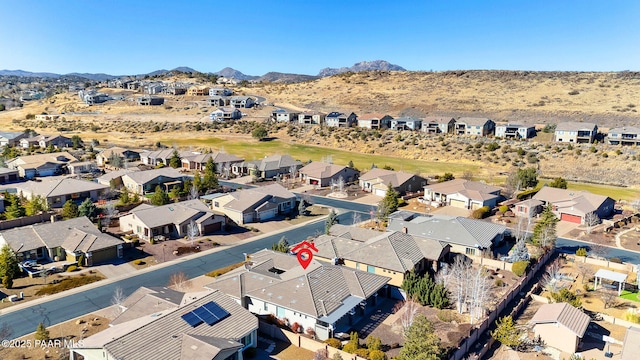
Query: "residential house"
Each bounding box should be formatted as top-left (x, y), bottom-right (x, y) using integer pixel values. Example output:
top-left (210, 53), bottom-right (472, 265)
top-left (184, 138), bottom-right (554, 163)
top-left (621, 326), bottom-right (640, 360)
top-left (70, 288), bottom-right (258, 360)
top-left (206, 96), bottom-right (231, 107)
top-left (146, 83), bottom-right (164, 95)
top-left (35, 114), bottom-right (61, 121)
top-left (96, 147), bottom-right (141, 167)
top-left (422, 117), bottom-right (456, 134)
top-left (163, 84), bottom-right (187, 95)
top-left (67, 161), bottom-right (97, 175)
top-left (187, 85), bottom-right (210, 96)
top-left (6, 152), bottom-right (78, 178)
top-left (532, 186), bottom-right (615, 223)
top-left (512, 198), bottom-right (544, 218)
top-left (298, 111), bottom-right (325, 125)
top-left (231, 154), bottom-right (301, 179)
top-left (455, 117), bottom-right (496, 136)
top-left (79, 90), bottom-right (109, 105)
top-left (141, 149), bottom-right (197, 167)
top-left (229, 96), bottom-right (255, 109)
top-left (607, 126), bottom-right (640, 146)
top-left (211, 183), bottom-right (296, 224)
top-left (205, 249), bottom-right (390, 340)
top-left (0, 167), bottom-right (19, 183)
top-left (357, 113), bottom-right (392, 130)
top-left (13, 177), bottom-right (109, 208)
top-left (119, 199), bottom-right (227, 241)
top-left (423, 179), bottom-right (502, 209)
top-left (271, 108), bottom-right (299, 123)
top-left (528, 302), bottom-right (591, 354)
top-left (359, 168), bottom-right (427, 196)
top-left (126, 81), bottom-right (140, 91)
top-left (298, 161), bottom-right (360, 187)
top-left (96, 168), bottom-right (140, 187)
top-left (121, 168), bottom-right (191, 195)
top-left (325, 112), bottom-right (357, 128)
top-left (495, 124), bottom-right (536, 139)
top-left (136, 95), bottom-right (165, 106)
top-left (209, 88), bottom-right (233, 96)
top-left (390, 116), bottom-right (422, 131)
top-left (20, 134), bottom-right (72, 149)
top-left (387, 212), bottom-right (508, 256)
top-left (181, 152), bottom-right (244, 172)
top-left (0, 217), bottom-right (124, 265)
top-left (554, 122), bottom-right (598, 143)
top-left (307, 225), bottom-right (449, 293)
top-left (210, 107), bottom-right (242, 121)
top-left (0, 131), bottom-right (27, 146)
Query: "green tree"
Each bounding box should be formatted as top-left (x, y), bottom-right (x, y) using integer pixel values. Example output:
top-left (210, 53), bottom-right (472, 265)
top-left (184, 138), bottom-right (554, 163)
top-left (109, 152), bottom-right (124, 168)
top-left (491, 316), bottom-right (522, 348)
top-left (202, 158), bottom-right (219, 192)
top-left (78, 198), bottom-right (97, 218)
top-left (437, 172), bottom-right (455, 183)
top-left (71, 135), bottom-right (84, 149)
top-left (342, 332), bottom-right (360, 354)
top-left (150, 185), bottom-right (170, 206)
top-left (4, 193), bottom-right (25, 219)
top-left (377, 183), bottom-right (399, 220)
top-left (325, 209), bottom-right (338, 234)
top-left (0, 244), bottom-right (20, 289)
top-left (271, 236), bottom-right (289, 253)
top-left (119, 187), bottom-right (131, 205)
top-left (347, 160), bottom-right (355, 169)
top-left (532, 204), bottom-right (558, 248)
top-left (46, 143), bottom-right (55, 153)
top-left (515, 167), bottom-right (538, 189)
top-left (62, 200), bottom-right (79, 219)
top-left (169, 185), bottom-right (182, 202)
top-left (34, 322), bottom-right (50, 341)
top-left (397, 314), bottom-right (443, 360)
top-left (549, 177), bottom-right (568, 189)
top-left (169, 149), bottom-right (181, 168)
top-left (366, 336), bottom-right (382, 351)
top-left (251, 126), bottom-right (268, 141)
top-left (549, 288), bottom-right (582, 308)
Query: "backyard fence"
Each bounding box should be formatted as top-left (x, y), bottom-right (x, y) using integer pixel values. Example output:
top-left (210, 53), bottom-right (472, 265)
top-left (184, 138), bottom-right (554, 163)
top-left (567, 254), bottom-right (638, 273)
top-left (0, 212), bottom-right (56, 230)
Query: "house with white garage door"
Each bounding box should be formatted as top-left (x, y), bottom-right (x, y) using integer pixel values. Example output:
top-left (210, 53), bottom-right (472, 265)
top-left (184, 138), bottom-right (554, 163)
top-left (423, 179), bottom-right (502, 209)
top-left (211, 183), bottom-right (296, 224)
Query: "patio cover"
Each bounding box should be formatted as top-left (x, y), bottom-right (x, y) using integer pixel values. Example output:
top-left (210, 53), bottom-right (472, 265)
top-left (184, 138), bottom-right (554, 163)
top-left (594, 269), bottom-right (628, 295)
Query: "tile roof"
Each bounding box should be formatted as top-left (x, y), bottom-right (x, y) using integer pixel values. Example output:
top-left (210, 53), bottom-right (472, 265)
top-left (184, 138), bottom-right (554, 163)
top-left (89, 290), bottom-right (257, 360)
top-left (97, 147), bottom-right (140, 158)
top-left (532, 186), bottom-right (612, 216)
top-left (123, 167), bottom-right (187, 185)
top-left (360, 168), bottom-right (422, 188)
top-left (299, 162), bottom-right (349, 179)
top-left (96, 168), bottom-right (140, 182)
top-left (608, 126), bottom-right (640, 135)
top-left (255, 154), bottom-right (301, 172)
top-left (425, 179), bottom-right (501, 201)
top-left (7, 151), bottom-right (77, 168)
top-left (423, 116), bottom-right (455, 124)
top-left (328, 224), bottom-right (383, 241)
top-left (14, 178), bottom-right (108, 198)
top-left (111, 286), bottom-right (191, 326)
top-left (528, 302), bottom-right (590, 337)
top-left (62, 229), bottom-right (124, 253)
top-left (555, 121), bottom-right (597, 132)
top-left (457, 117), bottom-right (492, 126)
top-left (358, 113), bottom-right (389, 120)
top-left (127, 199), bottom-right (219, 228)
top-left (182, 152), bottom-right (243, 165)
top-left (0, 131), bottom-right (25, 140)
top-left (180, 335), bottom-right (243, 360)
top-left (223, 183), bottom-right (296, 213)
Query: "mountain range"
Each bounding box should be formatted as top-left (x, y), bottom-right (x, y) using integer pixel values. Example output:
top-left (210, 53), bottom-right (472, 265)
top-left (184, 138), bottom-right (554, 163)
top-left (0, 60), bottom-right (406, 83)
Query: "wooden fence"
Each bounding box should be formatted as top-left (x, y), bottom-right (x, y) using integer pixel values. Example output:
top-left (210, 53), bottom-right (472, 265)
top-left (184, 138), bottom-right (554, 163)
top-left (0, 212), bottom-right (56, 230)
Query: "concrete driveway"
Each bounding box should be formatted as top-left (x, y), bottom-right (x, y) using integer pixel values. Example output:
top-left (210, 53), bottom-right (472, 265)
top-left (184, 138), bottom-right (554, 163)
top-left (431, 205), bottom-right (472, 217)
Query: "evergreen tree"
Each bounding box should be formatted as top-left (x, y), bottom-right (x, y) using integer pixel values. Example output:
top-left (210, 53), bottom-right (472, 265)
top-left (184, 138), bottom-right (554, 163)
top-left (71, 135), bottom-right (84, 149)
top-left (251, 126), bottom-right (268, 141)
top-left (377, 183), bottom-right (399, 220)
top-left (348, 160), bottom-right (355, 169)
top-left (109, 152), bottom-right (124, 168)
top-left (437, 172), bottom-right (454, 183)
top-left (0, 244), bottom-right (20, 288)
top-left (35, 323), bottom-right (50, 341)
top-left (325, 209), bottom-right (338, 234)
top-left (490, 316), bottom-right (522, 348)
top-left (193, 171), bottom-right (203, 192)
top-left (169, 185), bottom-right (182, 202)
top-left (298, 199), bottom-right (307, 216)
top-left (169, 149), bottom-right (181, 168)
top-left (271, 236), bottom-right (289, 253)
top-left (25, 195), bottom-right (49, 216)
top-left (202, 158), bottom-right (218, 191)
top-left (61, 200), bottom-right (79, 219)
top-left (150, 185), bottom-right (170, 206)
top-left (549, 177), bottom-right (568, 189)
top-left (532, 204), bottom-right (558, 248)
top-left (119, 186), bottom-right (131, 205)
top-left (78, 198), bottom-right (97, 218)
top-left (397, 314), bottom-right (443, 360)
top-left (46, 143), bottom-right (55, 153)
top-left (4, 193), bottom-right (25, 219)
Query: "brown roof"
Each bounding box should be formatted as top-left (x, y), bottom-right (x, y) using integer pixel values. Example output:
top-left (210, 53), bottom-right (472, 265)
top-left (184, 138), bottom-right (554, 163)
top-left (528, 302), bottom-right (590, 337)
top-left (360, 168), bottom-right (422, 188)
top-left (532, 186), bottom-right (612, 216)
top-left (299, 162), bottom-right (349, 179)
top-left (425, 179), bottom-right (501, 200)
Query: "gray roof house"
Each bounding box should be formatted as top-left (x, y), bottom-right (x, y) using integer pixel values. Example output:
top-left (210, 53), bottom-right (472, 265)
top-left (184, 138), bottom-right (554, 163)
top-left (140, 149), bottom-right (197, 167)
top-left (229, 96), bottom-right (255, 108)
top-left (271, 108), bottom-right (300, 123)
top-left (121, 167), bottom-right (191, 195)
top-left (231, 154), bottom-right (302, 179)
top-left (181, 152), bottom-right (244, 172)
top-left (71, 289), bottom-right (258, 360)
top-left (423, 179), bottom-right (502, 210)
top-left (455, 117), bottom-right (495, 136)
top-left (607, 125), bottom-right (640, 146)
top-left (495, 123), bottom-right (536, 139)
top-left (387, 212), bottom-right (507, 256)
top-left (298, 162), bottom-right (360, 187)
top-left (96, 147), bottom-right (141, 167)
top-left (0, 217), bottom-right (124, 265)
top-left (390, 116), bottom-right (422, 131)
top-left (359, 168), bottom-right (427, 196)
top-left (6, 151), bottom-right (78, 179)
top-left (356, 113), bottom-right (393, 130)
top-left (205, 249), bottom-right (390, 341)
top-left (298, 111), bottom-right (325, 125)
top-left (0, 167), bottom-right (19, 184)
top-left (422, 117), bottom-right (455, 134)
top-left (554, 122), bottom-right (598, 143)
top-left (325, 112), bottom-right (357, 128)
top-left (13, 177), bottom-right (109, 208)
top-left (119, 199), bottom-right (227, 241)
top-left (211, 183), bottom-right (296, 225)
top-left (210, 107), bottom-right (242, 121)
top-left (0, 131), bottom-right (27, 147)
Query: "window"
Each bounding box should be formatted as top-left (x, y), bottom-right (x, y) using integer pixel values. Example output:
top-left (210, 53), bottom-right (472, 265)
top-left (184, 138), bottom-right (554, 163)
top-left (136, 226), bottom-right (141, 234)
top-left (367, 265), bottom-right (375, 273)
top-left (263, 302), bottom-right (268, 311)
top-left (276, 306), bottom-right (285, 318)
top-left (214, 201), bottom-right (219, 207)
top-left (465, 248), bottom-right (476, 256)
top-left (356, 263), bottom-right (360, 270)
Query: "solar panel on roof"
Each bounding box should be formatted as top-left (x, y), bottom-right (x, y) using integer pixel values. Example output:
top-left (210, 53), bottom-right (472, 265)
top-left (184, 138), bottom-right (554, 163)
top-left (193, 307), bottom-right (217, 325)
top-left (181, 312), bottom-right (203, 327)
top-left (202, 301), bottom-right (230, 322)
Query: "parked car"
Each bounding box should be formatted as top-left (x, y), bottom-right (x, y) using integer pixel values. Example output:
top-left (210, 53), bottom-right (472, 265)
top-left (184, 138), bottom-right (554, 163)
top-left (21, 260), bottom-right (38, 268)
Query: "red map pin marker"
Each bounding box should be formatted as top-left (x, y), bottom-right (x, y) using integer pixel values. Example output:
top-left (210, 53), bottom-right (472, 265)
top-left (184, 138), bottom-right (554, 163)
top-left (291, 241), bottom-right (318, 270)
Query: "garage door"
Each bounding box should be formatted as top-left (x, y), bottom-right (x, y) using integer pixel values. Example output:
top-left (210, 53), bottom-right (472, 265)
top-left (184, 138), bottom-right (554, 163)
top-left (450, 199), bottom-right (467, 208)
top-left (374, 188), bottom-right (387, 197)
top-left (471, 202), bottom-right (483, 210)
top-left (203, 222), bottom-right (222, 234)
top-left (561, 213), bottom-right (582, 223)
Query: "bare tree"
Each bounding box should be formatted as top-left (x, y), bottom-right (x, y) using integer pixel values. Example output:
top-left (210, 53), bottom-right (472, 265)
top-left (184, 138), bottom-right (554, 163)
top-left (590, 238), bottom-right (610, 260)
top-left (168, 271), bottom-right (191, 292)
top-left (337, 176), bottom-right (345, 193)
top-left (443, 256), bottom-right (493, 324)
top-left (111, 286), bottom-right (126, 318)
top-left (400, 297), bottom-right (419, 336)
top-left (289, 165), bottom-right (297, 181)
top-left (542, 259), bottom-right (563, 292)
top-left (600, 289), bottom-right (619, 309)
top-left (584, 212), bottom-right (600, 234)
top-left (188, 183), bottom-right (199, 200)
top-left (103, 203), bottom-right (117, 229)
top-left (314, 348), bottom-right (329, 360)
top-left (632, 199), bottom-right (640, 214)
top-left (468, 266), bottom-right (493, 323)
top-left (461, 170), bottom-right (474, 181)
top-left (351, 212), bottom-right (361, 225)
top-left (576, 262), bottom-right (594, 284)
top-left (187, 220), bottom-right (199, 247)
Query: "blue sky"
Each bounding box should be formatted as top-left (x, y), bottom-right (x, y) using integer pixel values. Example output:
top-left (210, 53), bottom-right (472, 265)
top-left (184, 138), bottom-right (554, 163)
top-left (1, 0), bottom-right (638, 75)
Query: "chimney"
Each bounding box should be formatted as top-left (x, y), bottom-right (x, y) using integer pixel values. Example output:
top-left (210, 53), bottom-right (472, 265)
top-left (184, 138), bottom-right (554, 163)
top-left (402, 227), bottom-right (408, 234)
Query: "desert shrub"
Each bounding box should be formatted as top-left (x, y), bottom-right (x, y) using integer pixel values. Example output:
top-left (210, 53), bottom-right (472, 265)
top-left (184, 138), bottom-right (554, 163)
top-left (342, 342), bottom-right (358, 354)
top-left (495, 279), bottom-right (504, 287)
top-left (516, 188), bottom-right (539, 200)
top-left (66, 265), bottom-right (78, 272)
top-left (498, 205), bottom-right (509, 213)
top-left (324, 338), bottom-right (343, 350)
top-left (35, 275), bottom-right (102, 295)
top-left (369, 350), bottom-right (387, 360)
top-left (609, 257), bottom-right (622, 264)
top-left (512, 261), bottom-right (529, 277)
top-left (625, 310), bottom-right (640, 324)
top-left (206, 262), bottom-right (245, 277)
top-left (471, 206), bottom-right (491, 219)
top-left (568, 90), bottom-right (580, 95)
top-left (576, 248), bottom-right (588, 257)
top-left (397, 198), bottom-right (407, 207)
top-left (436, 309), bottom-right (457, 322)
top-left (354, 349), bottom-right (370, 358)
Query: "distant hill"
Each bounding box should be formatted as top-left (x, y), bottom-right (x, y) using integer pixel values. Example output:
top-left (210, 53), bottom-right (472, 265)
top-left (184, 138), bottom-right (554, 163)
top-left (214, 67), bottom-right (259, 81)
top-left (258, 72), bottom-right (319, 83)
top-left (66, 72), bottom-right (117, 81)
top-left (317, 60), bottom-right (406, 77)
top-left (0, 69), bottom-right (63, 78)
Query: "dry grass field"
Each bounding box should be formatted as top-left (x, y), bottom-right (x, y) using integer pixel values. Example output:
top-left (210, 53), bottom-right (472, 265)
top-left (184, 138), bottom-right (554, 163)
top-left (1, 71), bottom-right (639, 195)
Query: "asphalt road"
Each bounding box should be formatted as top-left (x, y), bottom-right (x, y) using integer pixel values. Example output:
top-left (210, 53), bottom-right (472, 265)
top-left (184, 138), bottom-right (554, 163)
top-left (0, 211), bottom-right (357, 339)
